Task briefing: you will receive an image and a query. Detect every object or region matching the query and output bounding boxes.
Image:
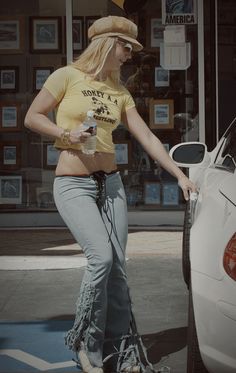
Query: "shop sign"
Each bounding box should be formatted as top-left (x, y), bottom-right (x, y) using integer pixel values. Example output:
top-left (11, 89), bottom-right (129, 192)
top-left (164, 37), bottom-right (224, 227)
top-left (162, 0), bottom-right (197, 25)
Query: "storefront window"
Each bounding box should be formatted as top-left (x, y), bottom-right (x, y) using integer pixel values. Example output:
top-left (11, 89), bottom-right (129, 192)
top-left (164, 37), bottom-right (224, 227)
top-left (0, 0), bottom-right (199, 217)
top-left (0, 0), bottom-right (65, 211)
top-left (112, 1), bottom-right (199, 210)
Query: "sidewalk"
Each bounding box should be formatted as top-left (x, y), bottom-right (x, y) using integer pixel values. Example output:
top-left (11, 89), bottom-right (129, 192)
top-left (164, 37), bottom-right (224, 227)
top-left (0, 229), bottom-right (187, 373)
top-left (0, 228), bottom-right (183, 270)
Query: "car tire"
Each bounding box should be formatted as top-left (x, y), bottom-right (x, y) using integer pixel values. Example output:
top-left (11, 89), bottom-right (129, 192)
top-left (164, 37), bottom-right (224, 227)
top-left (182, 201), bottom-right (191, 288)
top-left (187, 285), bottom-right (209, 373)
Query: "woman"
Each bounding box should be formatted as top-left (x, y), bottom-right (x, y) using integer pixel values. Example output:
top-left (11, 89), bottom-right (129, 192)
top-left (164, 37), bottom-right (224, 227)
top-left (25, 15), bottom-right (196, 373)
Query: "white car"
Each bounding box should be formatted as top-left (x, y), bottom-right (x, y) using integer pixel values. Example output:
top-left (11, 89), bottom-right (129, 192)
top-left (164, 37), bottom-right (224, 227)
top-left (170, 119), bottom-right (236, 373)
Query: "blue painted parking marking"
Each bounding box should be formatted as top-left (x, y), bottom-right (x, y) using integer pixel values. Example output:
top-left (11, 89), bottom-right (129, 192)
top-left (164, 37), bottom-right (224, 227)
top-left (0, 320), bottom-right (80, 372)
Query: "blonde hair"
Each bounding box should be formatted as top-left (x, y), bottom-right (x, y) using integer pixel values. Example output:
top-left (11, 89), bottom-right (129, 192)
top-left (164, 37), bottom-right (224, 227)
top-left (71, 37), bottom-right (121, 85)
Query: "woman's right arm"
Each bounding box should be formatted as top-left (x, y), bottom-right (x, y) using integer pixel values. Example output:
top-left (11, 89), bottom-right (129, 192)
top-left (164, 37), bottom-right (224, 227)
top-left (24, 87), bottom-right (63, 139)
top-left (24, 87), bottom-right (90, 144)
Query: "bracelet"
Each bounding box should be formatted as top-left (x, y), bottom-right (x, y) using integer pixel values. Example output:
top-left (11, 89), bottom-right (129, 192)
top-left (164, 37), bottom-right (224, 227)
top-left (60, 129), bottom-right (72, 146)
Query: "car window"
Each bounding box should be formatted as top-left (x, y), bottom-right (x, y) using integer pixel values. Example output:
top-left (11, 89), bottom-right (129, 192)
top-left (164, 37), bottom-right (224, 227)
top-left (215, 122), bottom-right (236, 172)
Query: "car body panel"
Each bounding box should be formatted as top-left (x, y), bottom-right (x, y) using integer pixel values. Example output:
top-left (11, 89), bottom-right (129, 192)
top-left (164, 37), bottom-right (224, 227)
top-left (170, 119), bottom-right (236, 373)
top-left (190, 168), bottom-right (234, 280)
top-left (219, 171), bottom-right (236, 206)
top-left (192, 270), bottom-right (236, 373)
top-left (191, 178), bottom-right (236, 372)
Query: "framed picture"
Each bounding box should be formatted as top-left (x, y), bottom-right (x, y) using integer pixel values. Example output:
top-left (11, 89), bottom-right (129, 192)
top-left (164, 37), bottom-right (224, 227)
top-left (144, 181), bottom-right (161, 205)
top-left (64, 16), bottom-right (84, 52)
top-left (114, 141), bottom-right (131, 169)
top-left (162, 182), bottom-right (179, 206)
top-left (149, 98), bottom-right (174, 129)
top-left (155, 66), bottom-right (170, 87)
top-left (36, 187), bottom-right (54, 208)
top-left (0, 16), bottom-right (25, 54)
top-left (162, 0), bottom-right (197, 25)
top-left (85, 16), bottom-right (100, 45)
top-left (33, 67), bottom-right (53, 92)
top-left (0, 103), bottom-right (20, 131)
top-left (0, 66), bottom-right (19, 92)
top-left (0, 175), bottom-right (22, 204)
top-left (0, 141), bottom-right (21, 170)
top-left (43, 143), bottom-right (60, 169)
top-left (149, 18), bottom-right (164, 48)
top-left (29, 16), bottom-right (62, 53)
top-left (72, 16), bottom-right (84, 51)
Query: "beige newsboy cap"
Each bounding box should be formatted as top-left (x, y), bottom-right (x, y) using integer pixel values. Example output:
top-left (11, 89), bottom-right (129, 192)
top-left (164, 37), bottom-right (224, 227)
top-left (88, 15), bottom-right (143, 52)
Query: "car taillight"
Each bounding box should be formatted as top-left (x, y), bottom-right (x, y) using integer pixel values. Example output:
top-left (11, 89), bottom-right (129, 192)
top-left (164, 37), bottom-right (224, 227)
top-left (223, 233), bottom-right (236, 281)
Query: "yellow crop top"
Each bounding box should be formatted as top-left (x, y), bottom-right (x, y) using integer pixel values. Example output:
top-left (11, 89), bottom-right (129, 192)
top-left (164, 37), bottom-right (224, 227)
top-left (43, 66), bottom-right (135, 153)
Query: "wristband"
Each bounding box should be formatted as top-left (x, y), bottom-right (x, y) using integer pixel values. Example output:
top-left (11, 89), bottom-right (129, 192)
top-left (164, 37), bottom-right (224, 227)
top-left (60, 129), bottom-right (72, 146)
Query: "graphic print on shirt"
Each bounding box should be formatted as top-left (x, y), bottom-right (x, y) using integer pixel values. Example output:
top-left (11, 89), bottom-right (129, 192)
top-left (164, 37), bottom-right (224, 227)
top-left (92, 97), bottom-right (110, 116)
top-left (81, 89), bottom-right (119, 125)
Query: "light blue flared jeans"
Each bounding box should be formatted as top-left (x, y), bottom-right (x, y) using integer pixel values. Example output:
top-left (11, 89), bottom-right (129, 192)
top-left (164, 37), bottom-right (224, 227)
top-left (53, 172), bottom-right (132, 369)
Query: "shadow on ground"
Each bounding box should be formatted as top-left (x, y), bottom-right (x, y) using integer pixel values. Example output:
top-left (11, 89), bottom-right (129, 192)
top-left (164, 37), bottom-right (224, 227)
top-left (143, 327), bottom-right (187, 364)
top-left (45, 316), bottom-right (187, 365)
top-left (0, 229), bottom-right (82, 256)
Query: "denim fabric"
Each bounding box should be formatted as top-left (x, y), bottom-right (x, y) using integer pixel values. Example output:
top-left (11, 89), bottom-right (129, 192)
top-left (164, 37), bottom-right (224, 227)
top-left (53, 172), bottom-right (131, 368)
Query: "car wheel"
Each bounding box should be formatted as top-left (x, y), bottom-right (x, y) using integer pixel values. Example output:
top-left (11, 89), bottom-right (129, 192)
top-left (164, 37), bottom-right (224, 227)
top-left (182, 201), bottom-right (191, 288)
top-left (187, 285), bottom-right (209, 373)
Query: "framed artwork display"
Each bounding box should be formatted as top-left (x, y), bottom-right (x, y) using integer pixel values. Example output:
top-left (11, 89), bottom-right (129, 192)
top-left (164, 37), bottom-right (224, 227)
top-left (0, 16), bottom-right (25, 54)
top-left (114, 140), bottom-right (131, 169)
top-left (0, 103), bottom-right (20, 131)
top-left (72, 16), bottom-right (84, 51)
top-left (36, 187), bottom-right (54, 208)
top-left (0, 175), bottom-right (22, 204)
top-left (64, 16), bottom-right (84, 52)
top-left (149, 18), bottom-right (164, 48)
top-left (144, 181), bottom-right (161, 205)
top-left (29, 16), bottom-right (62, 53)
top-left (149, 98), bottom-right (174, 129)
top-left (43, 143), bottom-right (60, 169)
top-left (155, 66), bottom-right (170, 87)
top-left (1, 141), bottom-right (21, 170)
top-left (0, 66), bottom-right (19, 93)
top-left (162, 182), bottom-right (179, 206)
top-left (33, 67), bottom-right (53, 92)
top-left (85, 16), bottom-right (100, 45)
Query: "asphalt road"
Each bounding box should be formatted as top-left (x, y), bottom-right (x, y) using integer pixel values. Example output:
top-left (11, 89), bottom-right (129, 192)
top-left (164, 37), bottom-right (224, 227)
top-left (0, 230), bottom-right (188, 373)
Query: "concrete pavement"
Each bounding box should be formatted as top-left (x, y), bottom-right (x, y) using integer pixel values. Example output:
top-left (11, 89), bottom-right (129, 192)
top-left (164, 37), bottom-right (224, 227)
top-left (0, 229), bottom-right (188, 372)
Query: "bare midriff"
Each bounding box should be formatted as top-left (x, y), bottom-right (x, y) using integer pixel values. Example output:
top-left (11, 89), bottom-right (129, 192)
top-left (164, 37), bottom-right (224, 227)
top-left (55, 149), bottom-right (117, 176)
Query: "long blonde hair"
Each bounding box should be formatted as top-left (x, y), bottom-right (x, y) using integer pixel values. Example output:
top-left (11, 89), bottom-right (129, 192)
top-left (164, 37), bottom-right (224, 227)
top-left (72, 37), bottom-right (121, 85)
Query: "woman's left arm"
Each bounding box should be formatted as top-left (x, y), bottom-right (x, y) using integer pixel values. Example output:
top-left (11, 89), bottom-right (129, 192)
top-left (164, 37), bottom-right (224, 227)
top-left (125, 107), bottom-right (197, 200)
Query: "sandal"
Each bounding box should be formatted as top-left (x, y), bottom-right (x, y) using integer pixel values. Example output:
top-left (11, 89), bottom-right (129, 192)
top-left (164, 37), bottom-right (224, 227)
top-left (122, 366), bottom-right (140, 373)
top-left (78, 349), bottom-right (104, 373)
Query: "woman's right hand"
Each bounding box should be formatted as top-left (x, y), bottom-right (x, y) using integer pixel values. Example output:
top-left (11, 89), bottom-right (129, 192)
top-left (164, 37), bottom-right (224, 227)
top-left (69, 124), bottom-right (91, 144)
